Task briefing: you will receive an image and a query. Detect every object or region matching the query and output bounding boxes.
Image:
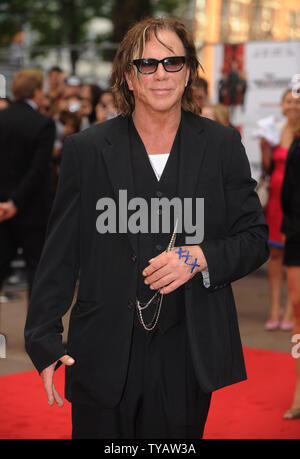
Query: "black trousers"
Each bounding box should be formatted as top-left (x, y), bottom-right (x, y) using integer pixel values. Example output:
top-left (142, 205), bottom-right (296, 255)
top-left (72, 314), bottom-right (212, 439)
top-left (0, 220), bottom-right (46, 300)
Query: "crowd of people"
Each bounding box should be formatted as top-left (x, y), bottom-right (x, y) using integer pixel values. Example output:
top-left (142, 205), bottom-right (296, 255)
top-left (0, 61), bottom-right (299, 423)
top-left (1, 67), bottom-right (119, 193)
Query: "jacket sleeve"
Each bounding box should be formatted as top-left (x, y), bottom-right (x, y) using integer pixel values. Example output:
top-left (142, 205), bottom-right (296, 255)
top-left (24, 135), bottom-right (80, 373)
top-left (11, 118), bottom-right (56, 210)
top-left (199, 128), bottom-right (269, 291)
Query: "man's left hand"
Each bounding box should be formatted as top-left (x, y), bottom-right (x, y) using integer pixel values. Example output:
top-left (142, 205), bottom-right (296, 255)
top-left (0, 201), bottom-right (18, 222)
top-left (142, 245), bottom-right (208, 295)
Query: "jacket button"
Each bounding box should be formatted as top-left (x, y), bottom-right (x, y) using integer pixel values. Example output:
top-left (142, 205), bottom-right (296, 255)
top-left (131, 254), bottom-right (137, 263)
top-left (155, 244), bottom-right (162, 251)
top-left (156, 191), bottom-right (163, 198)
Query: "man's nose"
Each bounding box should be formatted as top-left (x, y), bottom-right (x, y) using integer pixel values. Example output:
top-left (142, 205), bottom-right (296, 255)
top-left (154, 62), bottom-right (168, 78)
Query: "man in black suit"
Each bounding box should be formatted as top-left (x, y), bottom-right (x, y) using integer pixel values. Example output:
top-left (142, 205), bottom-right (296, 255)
top-left (0, 69), bottom-right (55, 299)
top-left (25, 18), bottom-right (269, 439)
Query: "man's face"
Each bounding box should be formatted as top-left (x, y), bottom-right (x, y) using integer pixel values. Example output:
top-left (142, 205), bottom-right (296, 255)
top-left (125, 29), bottom-right (190, 115)
top-left (49, 70), bottom-right (62, 89)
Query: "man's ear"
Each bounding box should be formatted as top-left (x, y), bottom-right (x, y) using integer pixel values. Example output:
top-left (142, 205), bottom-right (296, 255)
top-left (125, 70), bottom-right (134, 91)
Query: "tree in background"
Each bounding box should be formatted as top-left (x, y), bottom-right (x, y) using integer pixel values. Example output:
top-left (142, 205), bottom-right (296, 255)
top-left (0, 0), bottom-right (106, 72)
top-left (0, 0), bottom-right (188, 73)
top-left (111, 0), bottom-right (182, 42)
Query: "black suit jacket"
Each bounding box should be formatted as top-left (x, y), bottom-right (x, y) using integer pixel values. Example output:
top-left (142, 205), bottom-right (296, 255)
top-left (0, 100), bottom-right (55, 226)
top-left (24, 110), bottom-right (269, 407)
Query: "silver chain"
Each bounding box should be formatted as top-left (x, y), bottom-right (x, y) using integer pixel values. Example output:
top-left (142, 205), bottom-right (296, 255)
top-left (136, 219), bottom-right (178, 331)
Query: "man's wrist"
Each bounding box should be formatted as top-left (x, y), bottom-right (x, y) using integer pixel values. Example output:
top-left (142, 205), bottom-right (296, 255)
top-left (195, 245), bottom-right (208, 271)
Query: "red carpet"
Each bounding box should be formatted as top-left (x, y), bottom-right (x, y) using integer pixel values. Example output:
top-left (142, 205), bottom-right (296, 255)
top-left (0, 347), bottom-right (299, 439)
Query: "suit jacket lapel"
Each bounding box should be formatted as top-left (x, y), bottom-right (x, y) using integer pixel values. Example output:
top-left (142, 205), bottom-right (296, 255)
top-left (101, 115), bottom-right (138, 255)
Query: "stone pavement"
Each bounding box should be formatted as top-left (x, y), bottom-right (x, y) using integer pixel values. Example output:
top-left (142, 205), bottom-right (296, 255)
top-left (0, 264), bottom-right (293, 376)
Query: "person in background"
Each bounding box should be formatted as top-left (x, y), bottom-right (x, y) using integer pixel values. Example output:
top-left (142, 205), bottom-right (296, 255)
top-left (281, 118), bottom-right (300, 420)
top-left (51, 110), bottom-right (81, 202)
top-left (263, 89), bottom-right (300, 331)
top-left (54, 94), bottom-right (83, 124)
top-left (46, 66), bottom-right (65, 105)
top-left (39, 94), bottom-right (52, 117)
top-left (50, 91), bottom-right (84, 193)
top-left (0, 98), bottom-right (12, 110)
top-left (190, 76), bottom-right (209, 113)
top-left (201, 103), bottom-right (232, 127)
top-left (201, 104), bottom-right (215, 121)
top-left (63, 75), bottom-right (82, 99)
top-left (80, 83), bottom-right (103, 128)
top-left (0, 69), bottom-right (55, 300)
top-left (59, 110), bottom-right (81, 138)
top-left (53, 110), bottom-right (81, 168)
top-left (95, 90), bottom-right (117, 123)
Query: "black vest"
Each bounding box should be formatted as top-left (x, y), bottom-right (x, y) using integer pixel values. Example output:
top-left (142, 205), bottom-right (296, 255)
top-left (128, 117), bottom-right (185, 333)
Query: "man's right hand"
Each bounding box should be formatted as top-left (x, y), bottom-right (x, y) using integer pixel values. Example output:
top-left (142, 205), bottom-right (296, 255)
top-left (0, 201), bottom-right (18, 222)
top-left (40, 354), bottom-right (75, 407)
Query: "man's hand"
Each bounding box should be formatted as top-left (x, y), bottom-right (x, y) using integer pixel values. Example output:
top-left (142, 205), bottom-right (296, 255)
top-left (0, 201), bottom-right (18, 222)
top-left (40, 355), bottom-right (75, 407)
top-left (142, 245), bottom-right (208, 295)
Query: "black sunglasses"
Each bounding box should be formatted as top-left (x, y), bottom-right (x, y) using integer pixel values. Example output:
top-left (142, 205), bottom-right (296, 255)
top-left (133, 56), bottom-right (186, 74)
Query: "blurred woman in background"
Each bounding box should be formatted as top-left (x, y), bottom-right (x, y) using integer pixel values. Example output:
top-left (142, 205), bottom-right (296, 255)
top-left (281, 118), bottom-right (300, 420)
top-left (262, 89), bottom-right (300, 331)
top-left (80, 83), bottom-right (103, 128)
top-left (201, 103), bottom-right (232, 127)
top-left (95, 90), bottom-right (117, 123)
